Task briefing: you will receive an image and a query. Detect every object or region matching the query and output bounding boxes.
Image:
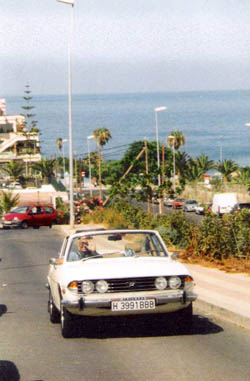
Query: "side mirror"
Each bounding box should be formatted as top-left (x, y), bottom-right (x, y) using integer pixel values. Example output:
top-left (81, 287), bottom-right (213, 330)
top-left (171, 252), bottom-right (179, 260)
top-left (49, 257), bottom-right (57, 265)
top-left (49, 257), bottom-right (63, 266)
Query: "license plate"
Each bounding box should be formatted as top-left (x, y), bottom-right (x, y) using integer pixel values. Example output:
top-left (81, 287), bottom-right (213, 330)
top-left (111, 298), bottom-right (155, 312)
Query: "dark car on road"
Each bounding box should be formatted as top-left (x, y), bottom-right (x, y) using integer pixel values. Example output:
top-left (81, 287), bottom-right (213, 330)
top-left (2, 205), bottom-right (58, 229)
top-left (232, 203), bottom-right (250, 213)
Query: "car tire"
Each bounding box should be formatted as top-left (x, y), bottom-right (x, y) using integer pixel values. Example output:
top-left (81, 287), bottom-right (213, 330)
top-left (49, 220), bottom-right (56, 229)
top-left (21, 221), bottom-right (28, 229)
top-left (48, 290), bottom-right (60, 324)
top-left (60, 301), bottom-right (74, 338)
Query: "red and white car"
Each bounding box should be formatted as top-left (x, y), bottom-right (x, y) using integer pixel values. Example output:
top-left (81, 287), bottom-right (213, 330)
top-left (47, 228), bottom-right (197, 338)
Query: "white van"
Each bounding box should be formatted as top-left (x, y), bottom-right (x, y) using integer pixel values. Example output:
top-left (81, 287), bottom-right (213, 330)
top-left (212, 193), bottom-right (238, 215)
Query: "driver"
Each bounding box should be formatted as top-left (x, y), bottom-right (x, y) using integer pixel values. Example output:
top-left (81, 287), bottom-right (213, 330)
top-left (78, 236), bottom-right (96, 257)
top-left (69, 236), bottom-right (97, 261)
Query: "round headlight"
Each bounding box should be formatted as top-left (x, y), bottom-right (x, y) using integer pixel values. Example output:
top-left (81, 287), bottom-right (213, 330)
top-left (82, 280), bottom-right (94, 294)
top-left (155, 276), bottom-right (167, 290)
top-left (14, 217), bottom-right (20, 221)
top-left (169, 276), bottom-right (181, 289)
top-left (96, 280), bottom-right (109, 293)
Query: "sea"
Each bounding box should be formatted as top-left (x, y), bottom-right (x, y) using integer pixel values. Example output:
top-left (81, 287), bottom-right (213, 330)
top-left (4, 90), bottom-right (250, 167)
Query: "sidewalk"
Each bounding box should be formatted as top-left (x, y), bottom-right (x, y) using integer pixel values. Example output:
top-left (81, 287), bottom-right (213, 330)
top-left (55, 225), bottom-right (250, 330)
top-left (186, 263), bottom-right (250, 330)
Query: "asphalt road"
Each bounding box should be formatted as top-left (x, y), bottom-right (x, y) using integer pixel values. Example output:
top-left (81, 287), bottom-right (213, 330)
top-left (0, 228), bottom-right (250, 381)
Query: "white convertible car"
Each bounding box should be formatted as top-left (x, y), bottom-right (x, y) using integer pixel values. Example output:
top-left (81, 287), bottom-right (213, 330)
top-left (47, 229), bottom-right (197, 338)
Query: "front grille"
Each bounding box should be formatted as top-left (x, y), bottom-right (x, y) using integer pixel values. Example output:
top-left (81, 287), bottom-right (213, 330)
top-left (77, 276), bottom-right (185, 294)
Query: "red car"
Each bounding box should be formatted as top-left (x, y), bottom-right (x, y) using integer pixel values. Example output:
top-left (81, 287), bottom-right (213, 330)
top-left (172, 198), bottom-right (185, 209)
top-left (1, 205), bottom-right (58, 229)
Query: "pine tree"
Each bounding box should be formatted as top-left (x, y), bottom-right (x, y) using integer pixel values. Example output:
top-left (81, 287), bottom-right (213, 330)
top-left (22, 84), bottom-right (38, 132)
top-left (21, 84), bottom-right (40, 176)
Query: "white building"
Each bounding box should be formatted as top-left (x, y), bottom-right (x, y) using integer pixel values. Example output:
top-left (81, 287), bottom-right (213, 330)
top-left (0, 99), bottom-right (41, 165)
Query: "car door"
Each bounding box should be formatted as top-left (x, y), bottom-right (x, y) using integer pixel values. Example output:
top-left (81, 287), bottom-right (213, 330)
top-left (44, 206), bottom-right (56, 226)
top-left (30, 206), bottom-right (45, 227)
top-left (49, 237), bottom-right (69, 309)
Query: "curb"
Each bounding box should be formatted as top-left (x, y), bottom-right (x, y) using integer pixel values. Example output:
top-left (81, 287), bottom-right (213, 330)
top-left (194, 299), bottom-right (250, 330)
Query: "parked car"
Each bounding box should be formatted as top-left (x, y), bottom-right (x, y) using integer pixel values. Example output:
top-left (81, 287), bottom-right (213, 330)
top-left (232, 202), bottom-right (250, 213)
top-left (195, 202), bottom-right (212, 215)
top-left (1, 205), bottom-right (58, 229)
top-left (8, 182), bottom-right (22, 189)
top-left (183, 200), bottom-right (198, 212)
top-left (47, 228), bottom-right (197, 338)
top-left (172, 198), bottom-right (185, 209)
top-left (164, 197), bottom-right (175, 207)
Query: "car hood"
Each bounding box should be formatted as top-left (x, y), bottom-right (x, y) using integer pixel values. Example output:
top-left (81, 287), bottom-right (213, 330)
top-left (62, 257), bottom-right (191, 281)
top-left (2, 212), bottom-right (23, 220)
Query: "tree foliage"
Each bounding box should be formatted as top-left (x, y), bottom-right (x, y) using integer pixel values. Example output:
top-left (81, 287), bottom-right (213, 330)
top-left (32, 158), bottom-right (56, 183)
top-left (2, 160), bottom-right (25, 182)
top-left (0, 191), bottom-right (20, 214)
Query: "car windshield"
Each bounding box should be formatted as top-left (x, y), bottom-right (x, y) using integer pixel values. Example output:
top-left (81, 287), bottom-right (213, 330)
top-left (67, 231), bottom-right (168, 262)
top-left (10, 206), bottom-right (29, 213)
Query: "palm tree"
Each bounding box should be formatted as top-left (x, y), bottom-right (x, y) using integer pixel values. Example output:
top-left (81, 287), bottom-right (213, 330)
top-left (175, 151), bottom-right (190, 177)
top-left (167, 131), bottom-right (185, 193)
top-left (93, 128), bottom-right (112, 199)
top-left (235, 166), bottom-right (250, 185)
top-left (216, 159), bottom-right (238, 182)
top-left (195, 153), bottom-right (215, 174)
top-left (56, 138), bottom-right (63, 154)
top-left (32, 158), bottom-right (56, 184)
top-left (168, 130), bottom-right (186, 150)
top-left (0, 191), bottom-right (20, 214)
top-left (2, 160), bottom-right (25, 183)
top-left (185, 159), bottom-right (204, 182)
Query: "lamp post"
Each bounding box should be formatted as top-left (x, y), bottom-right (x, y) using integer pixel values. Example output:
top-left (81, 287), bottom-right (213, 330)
top-left (154, 106), bottom-right (167, 214)
top-left (57, 0), bottom-right (74, 227)
top-left (62, 139), bottom-right (68, 179)
top-left (87, 135), bottom-right (94, 197)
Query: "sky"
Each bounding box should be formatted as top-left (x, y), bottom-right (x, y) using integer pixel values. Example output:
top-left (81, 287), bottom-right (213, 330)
top-left (2, 0), bottom-right (250, 95)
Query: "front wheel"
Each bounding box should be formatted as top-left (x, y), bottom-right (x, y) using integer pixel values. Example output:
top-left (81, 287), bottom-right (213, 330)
top-left (21, 221), bottom-right (28, 229)
top-left (60, 302), bottom-right (74, 338)
top-left (48, 290), bottom-right (60, 324)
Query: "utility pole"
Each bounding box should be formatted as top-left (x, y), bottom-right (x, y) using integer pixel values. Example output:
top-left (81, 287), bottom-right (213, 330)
top-left (144, 139), bottom-right (150, 214)
top-left (161, 142), bottom-right (165, 214)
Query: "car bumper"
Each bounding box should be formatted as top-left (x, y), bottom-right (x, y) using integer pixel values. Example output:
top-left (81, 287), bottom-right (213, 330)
top-left (2, 220), bottom-right (22, 228)
top-left (62, 290), bottom-right (197, 317)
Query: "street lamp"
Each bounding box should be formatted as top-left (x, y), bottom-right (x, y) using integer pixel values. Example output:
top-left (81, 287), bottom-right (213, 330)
top-left (154, 106), bottom-right (167, 213)
top-left (87, 135), bottom-right (94, 197)
top-left (57, 0), bottom-right (74, 227)
top-left (62, 139), bottom-right (68, 179)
